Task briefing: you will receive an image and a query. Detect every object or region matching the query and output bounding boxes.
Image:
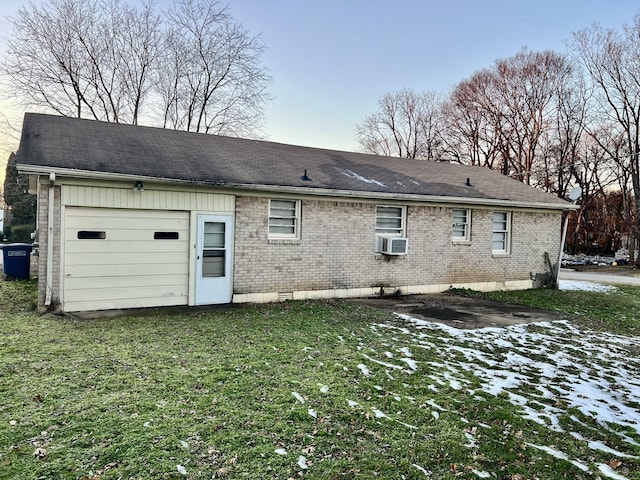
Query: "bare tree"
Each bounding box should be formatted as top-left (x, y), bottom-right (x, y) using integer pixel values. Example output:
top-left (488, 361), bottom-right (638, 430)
top-left (3, 0), bottom-right (162, 124)
top-left (444, 70), bottom-right (502, 169)
top-left (158, 0), bottom-right (270, 136)
top-left (571, 15), bottom-right (640, 262)
top-left (2, 0), bottom-right (271, 136)
top-left (443, 49), bottom-right (574, 186)
top-left (356, 89), bottom-right (446, 159)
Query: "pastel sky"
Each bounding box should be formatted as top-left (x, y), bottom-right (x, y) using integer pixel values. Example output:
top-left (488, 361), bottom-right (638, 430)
top-left (0, 0), bottom-right (639, 172)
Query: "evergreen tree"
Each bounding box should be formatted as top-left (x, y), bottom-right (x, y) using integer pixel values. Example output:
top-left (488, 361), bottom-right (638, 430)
top-left (3, 152), bottom-right (36, 241)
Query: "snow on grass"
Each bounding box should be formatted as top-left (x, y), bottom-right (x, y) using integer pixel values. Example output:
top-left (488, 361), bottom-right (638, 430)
top-left (598, 463), bottom-right (631, 480)
top-left (559, 279), bottom-right (618, 292)
top-left (360, 313), bottom-right (640, 474)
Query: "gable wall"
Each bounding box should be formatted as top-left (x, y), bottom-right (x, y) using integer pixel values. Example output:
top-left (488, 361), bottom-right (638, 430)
top-left (233, 196), bottom-right (561, 300)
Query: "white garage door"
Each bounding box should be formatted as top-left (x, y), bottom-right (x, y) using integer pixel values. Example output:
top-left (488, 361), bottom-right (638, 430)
top-left (64, 207), bottom-right (190, 312)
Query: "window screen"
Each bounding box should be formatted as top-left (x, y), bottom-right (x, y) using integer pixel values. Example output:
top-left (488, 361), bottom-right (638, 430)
top-left (269, 199), bottom-right (300, 238)
top-left (492, 211), bottom-right (511, 253)
top-left (452, 209), bottom-right (471, 241)
top-left (376, 206), bottom-right (405, 236)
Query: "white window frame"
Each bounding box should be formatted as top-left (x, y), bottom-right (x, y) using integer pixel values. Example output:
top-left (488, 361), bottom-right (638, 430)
top-left (268, 199), bottom-right (301, 240)
top-left (452, 208), bottom-right (471, 242)
top-left (375, 205), bottom-right (406, 237)
top-left (492, 211), bottom-right (511, 254)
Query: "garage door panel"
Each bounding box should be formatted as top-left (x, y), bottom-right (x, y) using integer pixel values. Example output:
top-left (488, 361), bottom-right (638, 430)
top-left (64, 207), bottom-right (190, 312)
top-left (65, 274), bottom-right (188, 291)
top-left (66, 262), bottom-right (189, 278)
top-left (66, 251), bottom-right (189, 266)
top-left (67, 295), bottom-right (186, 312)
top-left (67, 207), bottom-right (189, 225)
top-left (65, 243), bottom-right (188, 255)
top-left (64, 285), bottom-right (187, 303)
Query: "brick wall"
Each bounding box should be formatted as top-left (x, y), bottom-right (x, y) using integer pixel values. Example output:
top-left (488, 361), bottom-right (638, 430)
top-left (233, 196), bottom-right (561, 296)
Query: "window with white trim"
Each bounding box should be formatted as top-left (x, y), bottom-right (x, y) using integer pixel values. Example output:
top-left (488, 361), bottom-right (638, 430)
top-left (376, 205), bottom-right (405, 236)
top-left (452, 208), bottom-right (471, 242)
top-left (268, 199), bottom-right (300, 239)
top-left (492, 211), bottom-right (511, 254)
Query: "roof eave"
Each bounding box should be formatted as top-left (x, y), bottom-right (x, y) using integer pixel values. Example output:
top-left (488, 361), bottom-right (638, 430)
top-left (17, 165), bottom-right (576, 211)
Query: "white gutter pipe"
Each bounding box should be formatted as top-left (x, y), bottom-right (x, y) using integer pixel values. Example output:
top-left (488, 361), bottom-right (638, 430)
top-left (45, 172), bottom-right (55, 306)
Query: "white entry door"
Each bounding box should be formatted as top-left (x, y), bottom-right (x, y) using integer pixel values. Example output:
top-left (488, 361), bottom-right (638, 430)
top-left (195, 214), bottom-right (234, 305)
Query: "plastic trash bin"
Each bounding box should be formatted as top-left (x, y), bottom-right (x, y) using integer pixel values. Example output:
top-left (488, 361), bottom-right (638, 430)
top-left (1, 243), bottom-right (33, 280)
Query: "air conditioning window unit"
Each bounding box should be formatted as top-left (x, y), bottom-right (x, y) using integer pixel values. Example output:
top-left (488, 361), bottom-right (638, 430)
top-left (378, 236), bottom-right (408, 255)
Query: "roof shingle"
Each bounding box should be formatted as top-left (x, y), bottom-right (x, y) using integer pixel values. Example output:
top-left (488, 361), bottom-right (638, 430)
top-left (16, 113), bottom-right (570, 209)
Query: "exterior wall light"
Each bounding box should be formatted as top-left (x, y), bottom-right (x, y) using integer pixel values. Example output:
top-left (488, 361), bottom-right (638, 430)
top-left (133, 181), bottom-right (144, 192)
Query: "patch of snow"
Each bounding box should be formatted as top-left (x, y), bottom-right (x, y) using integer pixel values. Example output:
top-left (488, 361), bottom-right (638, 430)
top-left (274, 448), bottom-right (287, 455)
top-left (412, 464), bottom-right (431, 476)
top-left (347, 399), bottom-right (359, 407)
top-left (362, 353), bottom-right (404, 370)
top-left (292, 392), bottom-right (305, 404)
top-left (386, 313), bottom-right (640, 466)
top-left (176, 465), bottom-right (187, 475)
top-left (297, 455), bottom-right (308, 469)
top-left (318, 384), bottom-right (329, 394)
top-left (598, 463), bottom-right (630, 480)
top-left (472, 470), bottom-right (491, 478)
top-left (308, 409), bottom-right (317, 418)
top-left (526, 442), bottom-right (569, 461)
top-left (588, 441), bottom-right (638, 458)
top-left (559, 280), bottom-right (617, 293)
top-left (396, 420), bottom-right (418, 429)
top-left (357, 364), bottom-right (370, 376)
top-left (338, 168), bottom-right (386, 187)
top-left (431, 411), bottom-right (439, 420)
top-left (400, 357), bottom-right (418, 370)
top-left (399, 347), bottom-right (413, 357)
top-left (372, 408), bottom-right (390, 419)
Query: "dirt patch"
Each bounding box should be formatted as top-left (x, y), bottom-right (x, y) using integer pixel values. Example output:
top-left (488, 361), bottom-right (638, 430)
top-left (351, 293), bottom-right (564, 329)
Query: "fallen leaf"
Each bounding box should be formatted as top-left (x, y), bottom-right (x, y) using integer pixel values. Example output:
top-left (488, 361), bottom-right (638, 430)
top-left (607, 459), bottom-right (623, 469)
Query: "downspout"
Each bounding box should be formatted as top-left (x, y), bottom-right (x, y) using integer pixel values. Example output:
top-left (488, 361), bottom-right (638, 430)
top-left (45, 172), bottom-right (55, 306)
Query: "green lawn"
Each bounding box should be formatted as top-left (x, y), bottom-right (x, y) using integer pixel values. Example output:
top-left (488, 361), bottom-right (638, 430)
top-left (1, 280), bottom-right (639, 479)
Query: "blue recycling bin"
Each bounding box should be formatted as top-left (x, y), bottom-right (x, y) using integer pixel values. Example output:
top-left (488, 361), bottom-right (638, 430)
top-left (1, 243), bottom-right (33, 280)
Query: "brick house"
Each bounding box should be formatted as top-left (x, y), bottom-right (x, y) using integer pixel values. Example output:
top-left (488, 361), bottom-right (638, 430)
top-left (15, 113), bottom-right (571, 312)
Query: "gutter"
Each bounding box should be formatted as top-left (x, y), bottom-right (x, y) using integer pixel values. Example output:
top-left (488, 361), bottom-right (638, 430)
top-left (17, 164), bottom-right (576, 212)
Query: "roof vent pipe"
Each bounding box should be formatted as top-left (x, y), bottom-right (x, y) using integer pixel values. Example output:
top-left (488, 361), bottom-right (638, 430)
top-left (465, 177), bottom-right (473, 187)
